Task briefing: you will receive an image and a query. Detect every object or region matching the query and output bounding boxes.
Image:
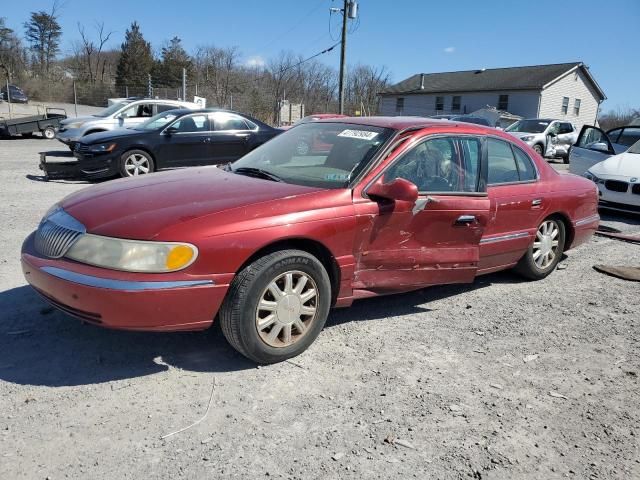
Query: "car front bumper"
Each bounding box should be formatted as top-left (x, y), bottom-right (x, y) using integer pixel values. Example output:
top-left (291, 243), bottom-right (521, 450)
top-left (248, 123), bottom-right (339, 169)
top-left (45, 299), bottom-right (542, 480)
top-left (21, 233), bottom-right (230, 331)
top-left (39, 150), bottom-right (120, 180)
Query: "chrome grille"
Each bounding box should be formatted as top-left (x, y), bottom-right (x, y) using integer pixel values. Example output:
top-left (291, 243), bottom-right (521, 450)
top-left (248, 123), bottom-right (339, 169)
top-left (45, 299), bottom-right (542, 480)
top-left (34, 208), bottom-right (86, 258)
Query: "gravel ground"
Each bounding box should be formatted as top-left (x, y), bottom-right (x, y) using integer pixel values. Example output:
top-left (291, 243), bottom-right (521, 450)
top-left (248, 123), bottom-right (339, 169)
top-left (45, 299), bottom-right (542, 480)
top-left (0, 138), bottom-right (638, 480)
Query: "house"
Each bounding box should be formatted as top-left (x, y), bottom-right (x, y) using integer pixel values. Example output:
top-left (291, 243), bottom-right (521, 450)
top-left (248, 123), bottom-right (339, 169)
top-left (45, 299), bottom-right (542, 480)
top-left (378, 62), bottom-right (606, 128)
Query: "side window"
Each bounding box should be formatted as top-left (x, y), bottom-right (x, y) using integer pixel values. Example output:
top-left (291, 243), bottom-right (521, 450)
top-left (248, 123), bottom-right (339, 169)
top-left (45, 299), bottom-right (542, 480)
top-left (170, 114), bottom-right (209, 133)
top-left (384, 137), bottom-right (480, 193)
top-left (617, 128), bottom-right (640, 147)
top-left (606, 128), bottom-right (622, 144)
top-left (213, 113), bottom-right (249, 131)
top-left (487, 138), bottom-right (519, 184)
top-left (156, 104), bottom-right (178, 114)
top-left (577, 127), bottom-right (611, 149)
top-left (558, 123), bottom-right (573, 134)
top-left (459, 137), bottom-right (481, 192)
top-left (513, 147), bottom-right (537, 181)
top-left (547, 122), bottom-right (560, 135)
top-left (121, 103), bottom-right (153, 118)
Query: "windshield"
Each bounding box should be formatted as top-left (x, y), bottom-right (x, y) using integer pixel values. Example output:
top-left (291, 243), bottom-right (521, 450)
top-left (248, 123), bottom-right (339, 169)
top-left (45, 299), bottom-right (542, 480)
top-left (231, 122), bottom-right (394, 188)
top-left (505, 120), bottom-right (549, 133)
top-left (628, 139), bottom-right (640, 154)
top-left (94, 101), bottom-right (131, 118)
top-left (135, 111), bottom-right (180, 131)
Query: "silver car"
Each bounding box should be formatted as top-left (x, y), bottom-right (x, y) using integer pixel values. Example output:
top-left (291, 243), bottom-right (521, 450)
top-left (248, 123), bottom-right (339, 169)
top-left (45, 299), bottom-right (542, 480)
top-left (56, 98), bottom-right (199, 149)
top-left (505, 118), bottom-right (577, 162)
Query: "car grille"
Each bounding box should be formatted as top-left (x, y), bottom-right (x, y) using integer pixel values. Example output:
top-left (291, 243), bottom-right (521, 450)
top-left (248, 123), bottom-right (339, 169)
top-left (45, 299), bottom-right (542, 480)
top-left (605, 180), bottom-right (629, 193)
top-left (632, 184), bottom-right (640, 195)
top-left (34, 208), bottom-right (86, 258)
top-left (75, 143), bottom-right (90, 154)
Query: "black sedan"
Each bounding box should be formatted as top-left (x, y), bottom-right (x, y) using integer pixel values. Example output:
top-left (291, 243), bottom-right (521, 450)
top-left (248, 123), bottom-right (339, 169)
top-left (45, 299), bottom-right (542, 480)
top-left (1, 84), bottom-right (28, 103)
top-left (52, 109), bottom-right (281, 179)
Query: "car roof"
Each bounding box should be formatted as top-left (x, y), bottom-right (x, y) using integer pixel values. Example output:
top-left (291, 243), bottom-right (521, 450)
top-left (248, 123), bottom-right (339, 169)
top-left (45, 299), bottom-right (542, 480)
top-left (314, 115), bottom-right (491, 131)
top-left (163, 108), bottom-right (251, 116)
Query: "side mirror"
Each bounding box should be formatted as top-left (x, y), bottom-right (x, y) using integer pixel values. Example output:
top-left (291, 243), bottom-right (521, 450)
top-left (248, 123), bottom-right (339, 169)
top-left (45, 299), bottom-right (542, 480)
top-left (164, 126), bottom-right (178, 136)
top-left (367, 177), bottom-right (419, 203)
top-left (590, 142), bottom-right (611, 153)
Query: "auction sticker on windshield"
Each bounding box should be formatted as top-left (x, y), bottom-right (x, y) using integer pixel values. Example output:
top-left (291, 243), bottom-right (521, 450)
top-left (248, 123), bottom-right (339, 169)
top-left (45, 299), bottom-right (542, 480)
top-left (338, 129), bottom-right (379, 140)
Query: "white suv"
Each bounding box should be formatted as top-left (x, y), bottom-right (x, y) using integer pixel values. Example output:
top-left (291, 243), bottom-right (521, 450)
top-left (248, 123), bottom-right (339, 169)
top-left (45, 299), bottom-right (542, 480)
top-left (56, 98), bottom-right (199, 149)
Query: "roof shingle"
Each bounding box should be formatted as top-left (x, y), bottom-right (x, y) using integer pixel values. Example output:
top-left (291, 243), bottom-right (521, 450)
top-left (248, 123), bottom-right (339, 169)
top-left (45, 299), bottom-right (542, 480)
top-left (380, 62), bottom-right (587, 95)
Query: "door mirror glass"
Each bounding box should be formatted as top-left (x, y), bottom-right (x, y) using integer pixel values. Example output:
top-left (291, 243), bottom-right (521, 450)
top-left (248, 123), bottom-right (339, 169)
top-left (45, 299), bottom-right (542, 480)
top-left (367, 177), bottom-right (418, 203)
top-left (590, 142), bottom-right (611, 153)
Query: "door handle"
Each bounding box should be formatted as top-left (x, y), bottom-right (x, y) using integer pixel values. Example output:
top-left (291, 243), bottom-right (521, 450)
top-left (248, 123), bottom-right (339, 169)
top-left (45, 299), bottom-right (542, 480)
top-left (531, 198), bottom-right (542, 207)
top-left (455, 215), bottom-right (477, 225)
top-left (234, 133), bottom-right (250, 138)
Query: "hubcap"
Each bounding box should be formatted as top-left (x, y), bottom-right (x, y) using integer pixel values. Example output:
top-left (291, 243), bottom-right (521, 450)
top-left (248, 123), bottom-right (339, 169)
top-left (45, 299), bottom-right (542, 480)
top-left (255, 270), bottom-right (318, 348)
top-left (124, 154), bottom-right (150, 176)
top-left (533, 220), bottom-right (559, 269)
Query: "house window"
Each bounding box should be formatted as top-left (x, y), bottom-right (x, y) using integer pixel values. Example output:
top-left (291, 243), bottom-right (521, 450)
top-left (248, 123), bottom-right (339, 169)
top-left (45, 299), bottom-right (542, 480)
top-left (395, 97), bottom-right (404, 113)
top-left (435, 96), bottom-right (444, 112)
top-left (574, 99), bottom-right (581, 116)
top-left (451, 96), bottom-right (461, 112)
top-left (498, 94), bottom-right (509, 111)
top-left (561, 97), bottom-right (569, 115)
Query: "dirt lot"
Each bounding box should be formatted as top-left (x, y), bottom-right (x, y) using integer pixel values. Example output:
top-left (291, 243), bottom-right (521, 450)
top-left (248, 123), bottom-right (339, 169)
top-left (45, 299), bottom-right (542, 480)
top-left (0, 138), bottom-right (638, 480)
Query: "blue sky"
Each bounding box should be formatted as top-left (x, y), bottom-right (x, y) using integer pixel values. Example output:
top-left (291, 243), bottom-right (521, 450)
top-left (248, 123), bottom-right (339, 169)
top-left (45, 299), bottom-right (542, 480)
top-left (2, 0), bottom-right (639, 111)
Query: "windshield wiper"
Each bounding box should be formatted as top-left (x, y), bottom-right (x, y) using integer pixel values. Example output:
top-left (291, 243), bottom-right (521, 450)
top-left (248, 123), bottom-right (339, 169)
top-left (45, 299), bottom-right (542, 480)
top-left (233, 167), bottom-right (283, 183)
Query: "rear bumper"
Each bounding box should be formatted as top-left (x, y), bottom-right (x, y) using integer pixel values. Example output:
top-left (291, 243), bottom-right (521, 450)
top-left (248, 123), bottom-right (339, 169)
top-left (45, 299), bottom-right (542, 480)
top-left (21, 233), bottom-right (229, 331)
top-left (570, 213), bottom-right (600, 249)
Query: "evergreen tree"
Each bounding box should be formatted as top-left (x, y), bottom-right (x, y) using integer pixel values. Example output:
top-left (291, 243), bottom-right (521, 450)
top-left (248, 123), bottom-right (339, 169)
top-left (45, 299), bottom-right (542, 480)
top-left (115, 22), bottom-right (154, 89)
top-left (154, 36), bottom-right (192, 87)
top-left (23, 10), bottom-right (61, 77)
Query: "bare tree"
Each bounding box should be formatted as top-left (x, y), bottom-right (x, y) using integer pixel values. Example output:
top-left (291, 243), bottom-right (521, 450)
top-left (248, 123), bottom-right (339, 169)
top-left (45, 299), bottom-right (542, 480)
top-left (194, 45), bottom-right (240, 107)
top-left (76, 21), bottom-right (113, 84)
top-left (23, 1), bottom-right (62, 77)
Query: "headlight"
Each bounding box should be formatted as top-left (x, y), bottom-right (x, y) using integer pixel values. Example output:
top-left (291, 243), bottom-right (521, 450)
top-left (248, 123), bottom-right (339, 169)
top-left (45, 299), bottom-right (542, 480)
top-left (65, 234), bottom-right (198, 273)
top-left (65, 122), bottom-right (84, 129)
top-left (87, 142), bottom-right (117, 153)
top-left (521, 136), bottom-right (534, 141)
top-left (584, 171), bottom-right (604, 184)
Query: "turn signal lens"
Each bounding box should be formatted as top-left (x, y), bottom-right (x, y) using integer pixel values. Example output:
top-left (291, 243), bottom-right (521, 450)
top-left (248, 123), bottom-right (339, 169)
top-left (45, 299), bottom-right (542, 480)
top-left (166, 245), bottom-right (195, 270)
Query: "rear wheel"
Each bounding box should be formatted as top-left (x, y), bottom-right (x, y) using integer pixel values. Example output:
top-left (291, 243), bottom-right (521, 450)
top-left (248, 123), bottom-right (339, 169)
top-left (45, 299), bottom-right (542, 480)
top-left (514, 217), bottom-right (566, 280)
top-left (219, 249), bottom-right (331, 364)
top-left (118, 150), bottom-right (155, 177)
top-left (532, 143), bottom-right (544, 157)
top-left (42, 127), bottom-right (56, 139)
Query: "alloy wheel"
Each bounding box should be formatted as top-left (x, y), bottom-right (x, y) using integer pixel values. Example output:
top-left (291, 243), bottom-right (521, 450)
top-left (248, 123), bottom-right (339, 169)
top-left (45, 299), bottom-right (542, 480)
top-left (124, 153), bottom-right (150, 176)
top-left (533, 220), bottom-right (560, 269)
top-left (255, 270), bottom-right (318, 348)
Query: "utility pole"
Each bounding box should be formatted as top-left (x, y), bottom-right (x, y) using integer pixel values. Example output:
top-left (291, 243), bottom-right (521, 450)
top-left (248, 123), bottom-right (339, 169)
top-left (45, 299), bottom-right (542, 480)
top-left (182, 68), bottom-right (187, 101)
top-left (336, 0), bottom-right (357, 115)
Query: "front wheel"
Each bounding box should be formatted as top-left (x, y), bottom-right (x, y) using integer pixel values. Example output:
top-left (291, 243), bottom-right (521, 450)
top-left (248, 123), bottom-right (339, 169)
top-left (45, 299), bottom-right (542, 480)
top-left (119, 150), bottom-right (155, 177)
top-left (532, 144), bottom-right (544, 157)
top-left (219, 249), bottom-right (331, 364)
top-left (42, 127), bottom-right (56, 139)
top-left (514, 217), bottom-right (566, 280)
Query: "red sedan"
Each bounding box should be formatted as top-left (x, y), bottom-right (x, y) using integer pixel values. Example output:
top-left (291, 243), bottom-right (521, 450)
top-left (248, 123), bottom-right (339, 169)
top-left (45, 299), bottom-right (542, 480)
top-left (22, 117), bottom-right (599, 363)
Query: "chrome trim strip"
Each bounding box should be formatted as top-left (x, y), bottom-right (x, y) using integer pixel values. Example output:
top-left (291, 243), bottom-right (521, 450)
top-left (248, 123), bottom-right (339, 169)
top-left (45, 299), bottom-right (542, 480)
top-left (41, 266), bottom-right (214, 291)
top-left (480, 231), bottom-right (530, 244)
top-left (575, 214), bottom-right (600, 227)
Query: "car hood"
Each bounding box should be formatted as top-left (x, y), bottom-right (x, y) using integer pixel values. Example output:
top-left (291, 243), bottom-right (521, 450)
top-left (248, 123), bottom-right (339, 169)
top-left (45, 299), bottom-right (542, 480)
top-left (590, 151), bottom-right (640, 178)
top-left (81, 128), bottom-right (145, 144)
top-left (60, 167), bottom-right (324, 240)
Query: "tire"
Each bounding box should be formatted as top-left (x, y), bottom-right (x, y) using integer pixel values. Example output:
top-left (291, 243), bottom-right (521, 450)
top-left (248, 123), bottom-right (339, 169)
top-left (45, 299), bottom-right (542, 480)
top-left (42, 127), bottom-right (56, 139)
top-left (118, 149), bottom-right (155, 177)
top-left (532, 144), bottom-right (544, 157)
top-left (514, 217), bottom-right (566, 280)
top-left (219, 249), bottom-right (331, 364)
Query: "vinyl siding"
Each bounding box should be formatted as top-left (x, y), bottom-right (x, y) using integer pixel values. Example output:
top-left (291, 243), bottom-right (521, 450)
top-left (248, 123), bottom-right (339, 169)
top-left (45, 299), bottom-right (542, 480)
top-left (379, 90), bottom-right (541, 118)
top-left (538, 68), bottom-right (600, 129)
